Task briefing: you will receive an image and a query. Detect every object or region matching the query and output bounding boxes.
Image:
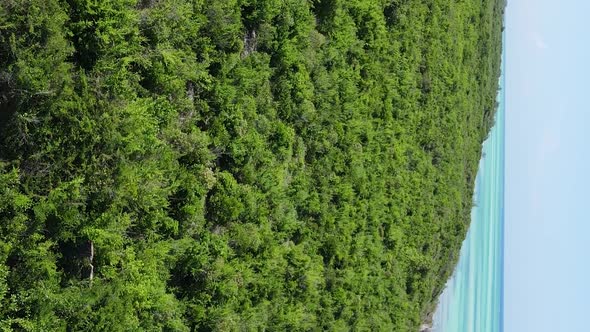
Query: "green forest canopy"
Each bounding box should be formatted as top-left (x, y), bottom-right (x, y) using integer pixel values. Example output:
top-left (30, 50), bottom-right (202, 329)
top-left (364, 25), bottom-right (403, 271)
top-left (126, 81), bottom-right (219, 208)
top-left (0, 0), bottom-right (504, 330)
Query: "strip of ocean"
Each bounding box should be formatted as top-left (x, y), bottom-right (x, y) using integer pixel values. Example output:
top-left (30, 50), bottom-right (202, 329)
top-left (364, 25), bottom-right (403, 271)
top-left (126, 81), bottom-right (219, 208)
top-left (431, 36), bottom-right (505, 332)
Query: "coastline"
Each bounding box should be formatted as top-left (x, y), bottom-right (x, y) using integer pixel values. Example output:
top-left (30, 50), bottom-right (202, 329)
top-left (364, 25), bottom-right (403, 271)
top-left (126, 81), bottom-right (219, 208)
top-left (430, 30), bottom-right (506, 332)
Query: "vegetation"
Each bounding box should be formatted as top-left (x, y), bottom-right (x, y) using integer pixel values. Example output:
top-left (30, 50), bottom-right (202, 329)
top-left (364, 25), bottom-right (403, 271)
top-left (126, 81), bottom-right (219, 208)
top-left (0, 0), bottom-right (504, 330)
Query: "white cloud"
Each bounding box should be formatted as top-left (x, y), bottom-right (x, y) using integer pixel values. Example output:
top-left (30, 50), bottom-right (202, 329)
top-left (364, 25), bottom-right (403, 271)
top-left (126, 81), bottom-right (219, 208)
top-left (533, 32), bottom-right (549, 49)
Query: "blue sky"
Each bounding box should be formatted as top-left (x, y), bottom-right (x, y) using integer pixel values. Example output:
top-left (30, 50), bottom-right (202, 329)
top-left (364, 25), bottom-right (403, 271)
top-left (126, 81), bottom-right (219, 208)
top-left (505, 0), bottom-right (590, 331)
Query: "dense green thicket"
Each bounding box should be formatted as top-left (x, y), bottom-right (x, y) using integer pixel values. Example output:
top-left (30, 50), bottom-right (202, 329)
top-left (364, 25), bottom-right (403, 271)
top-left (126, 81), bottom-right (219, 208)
top-left (0, 0), bottom-right (504, 330)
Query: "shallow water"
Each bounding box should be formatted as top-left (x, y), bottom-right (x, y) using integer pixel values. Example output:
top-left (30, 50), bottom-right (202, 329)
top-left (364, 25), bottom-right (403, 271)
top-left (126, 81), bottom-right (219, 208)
top-left (431, 37), bottom-right (505, 332)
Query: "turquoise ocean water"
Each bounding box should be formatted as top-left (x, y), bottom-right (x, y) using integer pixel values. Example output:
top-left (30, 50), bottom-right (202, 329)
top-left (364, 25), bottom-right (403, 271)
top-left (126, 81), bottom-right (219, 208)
top-left (432, 36), bottom-right (505, 332)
